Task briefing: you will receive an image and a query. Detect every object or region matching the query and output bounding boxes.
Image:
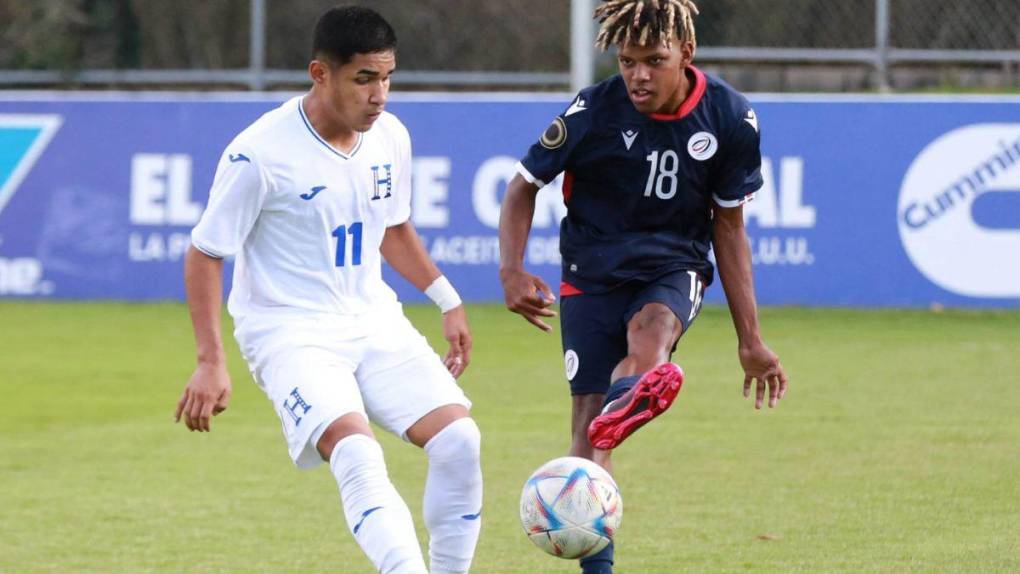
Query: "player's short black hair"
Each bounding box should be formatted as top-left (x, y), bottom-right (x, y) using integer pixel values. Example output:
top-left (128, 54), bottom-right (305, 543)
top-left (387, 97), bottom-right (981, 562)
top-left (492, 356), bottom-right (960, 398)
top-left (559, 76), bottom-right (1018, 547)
top-left (312, 6), bottom-right (397, 66)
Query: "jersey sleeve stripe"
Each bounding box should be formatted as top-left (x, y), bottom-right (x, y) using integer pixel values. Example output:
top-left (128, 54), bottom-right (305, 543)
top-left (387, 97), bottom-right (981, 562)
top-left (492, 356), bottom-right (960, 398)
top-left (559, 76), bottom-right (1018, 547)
top-left (515, 161), bottom-right (546, 188)
top-left (713, 192), bottom-right (756, 208)
top-left (191, 241), bottom-right (226, 259)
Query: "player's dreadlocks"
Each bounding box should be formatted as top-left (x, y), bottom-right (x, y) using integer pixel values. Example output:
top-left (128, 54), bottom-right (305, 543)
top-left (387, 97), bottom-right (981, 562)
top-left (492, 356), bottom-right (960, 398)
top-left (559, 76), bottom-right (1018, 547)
top-left (594, 0), bottom-right (699, 51)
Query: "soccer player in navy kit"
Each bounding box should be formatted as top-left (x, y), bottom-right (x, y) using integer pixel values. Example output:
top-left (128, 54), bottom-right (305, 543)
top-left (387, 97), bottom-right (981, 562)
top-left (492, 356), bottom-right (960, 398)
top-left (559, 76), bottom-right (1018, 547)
top-left (499, 2), bottom-right (788, 572)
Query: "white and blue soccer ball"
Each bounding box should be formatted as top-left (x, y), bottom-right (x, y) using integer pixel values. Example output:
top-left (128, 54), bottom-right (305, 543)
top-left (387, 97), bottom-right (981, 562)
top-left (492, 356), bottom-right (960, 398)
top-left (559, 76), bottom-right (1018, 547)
top-left (519, 456), bottom-right (623, 559)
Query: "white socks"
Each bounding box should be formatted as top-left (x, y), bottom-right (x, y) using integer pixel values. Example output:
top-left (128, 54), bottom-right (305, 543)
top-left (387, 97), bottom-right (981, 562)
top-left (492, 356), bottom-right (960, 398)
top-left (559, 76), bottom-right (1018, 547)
top-left (330, 434), bottom-right (427, 574)
top-left (423, 418), bottom-right (483, 574)
top-left (329, 420), bottom-right (483, 574)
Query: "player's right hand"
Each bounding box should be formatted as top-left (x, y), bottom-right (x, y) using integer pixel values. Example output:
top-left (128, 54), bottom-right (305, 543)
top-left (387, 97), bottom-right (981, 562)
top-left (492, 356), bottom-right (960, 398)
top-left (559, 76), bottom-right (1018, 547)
top-left (500, 267), bottom-right (557, 332)
top-left (175, 362), bottom-right (232, 432)
top-left (738, 341), bottom-right (788, 410)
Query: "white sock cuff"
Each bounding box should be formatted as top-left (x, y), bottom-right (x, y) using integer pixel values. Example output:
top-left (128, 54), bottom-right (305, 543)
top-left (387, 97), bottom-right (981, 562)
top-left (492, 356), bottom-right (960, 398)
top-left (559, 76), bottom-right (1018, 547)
top-left (330, 433), bottom-right (382, 468)
top-left (424, 418), bottom-right (480, 459)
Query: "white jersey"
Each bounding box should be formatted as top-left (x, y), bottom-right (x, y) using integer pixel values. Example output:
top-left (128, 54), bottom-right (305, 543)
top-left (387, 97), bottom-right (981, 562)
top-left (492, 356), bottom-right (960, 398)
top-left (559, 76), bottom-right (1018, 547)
top-left (191, 96), bottom-right (412, 323)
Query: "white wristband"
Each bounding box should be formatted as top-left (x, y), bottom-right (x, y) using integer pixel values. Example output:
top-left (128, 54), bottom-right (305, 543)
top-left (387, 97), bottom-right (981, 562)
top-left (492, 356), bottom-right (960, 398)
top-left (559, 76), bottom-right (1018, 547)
top-left (425, 275), bottom-right (462, 313)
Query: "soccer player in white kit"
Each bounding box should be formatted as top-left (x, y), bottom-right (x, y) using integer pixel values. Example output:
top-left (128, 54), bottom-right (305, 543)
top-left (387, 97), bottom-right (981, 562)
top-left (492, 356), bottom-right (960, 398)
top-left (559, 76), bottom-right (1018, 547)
top-left (173, 7), bottom-right (482, 574)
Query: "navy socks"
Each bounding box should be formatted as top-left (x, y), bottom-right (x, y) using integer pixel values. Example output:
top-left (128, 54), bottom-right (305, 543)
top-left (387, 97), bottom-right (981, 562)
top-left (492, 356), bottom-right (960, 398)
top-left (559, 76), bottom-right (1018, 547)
top-left (582, 377), bottom-right (635, 573)
top-left (580, 541), bottom-right (614, 574)
top-left (603, 375), bottom-right (641, 408)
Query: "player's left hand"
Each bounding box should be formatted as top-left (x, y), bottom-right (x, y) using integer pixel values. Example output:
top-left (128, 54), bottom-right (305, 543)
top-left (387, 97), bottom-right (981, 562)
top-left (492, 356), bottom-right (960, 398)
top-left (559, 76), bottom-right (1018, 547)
top-left (441, 305), bottom-right (472, 378)
top-left (738, 340), bottom-right (788, 409)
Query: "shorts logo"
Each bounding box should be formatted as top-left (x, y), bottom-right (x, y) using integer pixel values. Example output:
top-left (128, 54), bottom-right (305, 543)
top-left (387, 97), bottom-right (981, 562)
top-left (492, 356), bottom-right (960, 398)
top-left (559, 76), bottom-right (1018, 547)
top-left (540, 117), bottom-right (568, 150)
top-left (898, 123), bottom-right (1020, 297)
top-left (687, 131), bottom-right (718, 161)
top-left (564, 350), bottom-right (579, 381)
top-left (282, 386), bottom-right (312, 427)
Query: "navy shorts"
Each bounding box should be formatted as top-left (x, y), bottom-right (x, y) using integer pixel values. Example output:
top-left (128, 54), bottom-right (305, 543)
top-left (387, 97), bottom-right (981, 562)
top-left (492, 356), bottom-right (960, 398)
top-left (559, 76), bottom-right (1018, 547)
top-left (560, 269), bottom-right (706, 396)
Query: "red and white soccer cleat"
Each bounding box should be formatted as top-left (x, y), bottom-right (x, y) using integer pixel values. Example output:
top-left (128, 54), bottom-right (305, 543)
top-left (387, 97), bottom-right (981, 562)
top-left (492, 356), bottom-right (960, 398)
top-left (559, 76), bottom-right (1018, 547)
top-left (587, 363), bottom-right (684, 450)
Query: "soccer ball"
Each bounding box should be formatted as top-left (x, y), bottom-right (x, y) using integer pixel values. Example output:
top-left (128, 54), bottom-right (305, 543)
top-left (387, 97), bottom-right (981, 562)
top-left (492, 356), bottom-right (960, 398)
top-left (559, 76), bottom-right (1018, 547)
top-left (519, 456), bottom-right (623, 559)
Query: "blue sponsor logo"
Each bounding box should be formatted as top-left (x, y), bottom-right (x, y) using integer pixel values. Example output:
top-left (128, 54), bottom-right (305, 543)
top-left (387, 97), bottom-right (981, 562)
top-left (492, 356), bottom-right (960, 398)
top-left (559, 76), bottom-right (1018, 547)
top-left (300, 185), bottom-right (326, 201)
top-left (0, 114), bottom-right (62, 216)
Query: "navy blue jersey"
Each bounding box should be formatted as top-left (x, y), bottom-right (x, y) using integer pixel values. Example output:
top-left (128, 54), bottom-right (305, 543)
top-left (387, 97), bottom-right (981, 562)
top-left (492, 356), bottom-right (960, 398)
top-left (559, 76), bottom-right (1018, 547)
top-left (518, 66), bottom-right (762, 293)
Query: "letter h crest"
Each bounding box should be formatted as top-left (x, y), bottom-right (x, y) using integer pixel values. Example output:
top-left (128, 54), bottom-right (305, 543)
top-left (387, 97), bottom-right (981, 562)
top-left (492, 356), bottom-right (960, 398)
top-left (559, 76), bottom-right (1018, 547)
top-left (371, 164), bottom-right (393, 201)
top-left (283, 387), bottom-right (312, 426)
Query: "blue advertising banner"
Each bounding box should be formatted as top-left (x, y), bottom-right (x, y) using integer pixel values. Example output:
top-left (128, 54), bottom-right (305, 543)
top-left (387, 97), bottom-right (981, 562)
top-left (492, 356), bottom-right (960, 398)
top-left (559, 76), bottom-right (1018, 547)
top-left (0, 92), bottom-right (1018, 307)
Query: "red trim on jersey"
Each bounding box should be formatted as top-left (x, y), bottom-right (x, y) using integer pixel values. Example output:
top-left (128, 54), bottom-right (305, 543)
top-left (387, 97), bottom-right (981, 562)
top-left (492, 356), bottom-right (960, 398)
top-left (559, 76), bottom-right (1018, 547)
top-left (649, 65), bottom-right (706, 121)
top-left (562, 170), bottom-right (575, 203)
top-left (560, 281), bottom-right (584, 297)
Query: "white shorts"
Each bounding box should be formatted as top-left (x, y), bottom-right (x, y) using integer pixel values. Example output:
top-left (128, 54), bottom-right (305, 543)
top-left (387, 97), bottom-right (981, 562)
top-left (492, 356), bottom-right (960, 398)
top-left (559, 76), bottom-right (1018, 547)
top-left (235, 305), bottom-right (471, 469)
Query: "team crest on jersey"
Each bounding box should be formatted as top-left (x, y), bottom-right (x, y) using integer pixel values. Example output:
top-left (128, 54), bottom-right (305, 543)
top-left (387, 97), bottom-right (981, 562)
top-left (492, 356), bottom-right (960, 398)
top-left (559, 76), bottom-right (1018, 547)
top-left (687, 131), bottom-right (718, 161)
top-left (540, 117), bottom-right (567, 150)
top-left (371, 164), bottom-right (393, 200)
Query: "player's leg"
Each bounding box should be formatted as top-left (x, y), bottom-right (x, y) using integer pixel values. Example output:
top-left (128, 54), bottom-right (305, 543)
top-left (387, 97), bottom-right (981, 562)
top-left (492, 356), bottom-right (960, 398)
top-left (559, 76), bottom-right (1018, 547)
top-left (572, 394), bottom-right (611, 469)
top-left (358, 314), bottom-right (480, 574)
top-left (561, 289), bottom-right (630, 469)
top-left (255, 345), bottom-right (427, 574)
top-left (317, 416), bottom-right (428, 574)
top-left (407, 405), bottom-right (481, 574)
top-left (560, 289), bottom-right (631, 574)
top-left (588, 270), bottom-right (705, 450)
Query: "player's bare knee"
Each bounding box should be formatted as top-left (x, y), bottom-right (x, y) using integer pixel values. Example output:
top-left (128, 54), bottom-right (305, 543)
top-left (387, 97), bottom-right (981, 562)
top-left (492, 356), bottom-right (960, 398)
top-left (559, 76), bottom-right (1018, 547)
top-left (407, 404), bottom-right (471, 448)
top-left (316, 412), bottom-right (374, 460)
top-left (628, 305), bottom-right (681, 360)
top-left (630, 303), bottom-right (679, 334)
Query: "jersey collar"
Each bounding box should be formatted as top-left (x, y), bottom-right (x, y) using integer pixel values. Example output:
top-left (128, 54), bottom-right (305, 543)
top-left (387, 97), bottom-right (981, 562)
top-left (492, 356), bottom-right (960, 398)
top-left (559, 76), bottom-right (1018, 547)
top-left (298, 96), bottom-right (364, 160)
top-left (649, 65), bottom-right (707, 121)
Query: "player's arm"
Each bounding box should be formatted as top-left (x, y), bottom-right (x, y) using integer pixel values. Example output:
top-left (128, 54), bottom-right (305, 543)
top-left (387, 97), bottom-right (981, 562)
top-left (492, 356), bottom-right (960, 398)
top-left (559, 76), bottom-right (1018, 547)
top-left (499, 174), bottom-right (557, 332)
top-left (712, 204), bottom-right (788, 409)
top-left (381, 221), bottom-right (471, 378)
top-left (175, 144), bottom-right (266, 430)
top-left (500, 92), bottom-right (592, 332)
top-left (175, 246), bottom-right (232, 431)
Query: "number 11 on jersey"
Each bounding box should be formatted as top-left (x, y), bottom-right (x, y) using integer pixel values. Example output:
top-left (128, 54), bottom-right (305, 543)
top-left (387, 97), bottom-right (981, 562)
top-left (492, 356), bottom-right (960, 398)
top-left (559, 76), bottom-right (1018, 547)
top-left (332, 222), bottom-right (363, 267)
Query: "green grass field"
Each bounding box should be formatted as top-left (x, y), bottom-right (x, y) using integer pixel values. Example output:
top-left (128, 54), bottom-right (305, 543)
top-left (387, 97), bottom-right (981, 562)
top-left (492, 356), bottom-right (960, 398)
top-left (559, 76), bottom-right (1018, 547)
top-left (2, 302), bottom-right (1018, 573)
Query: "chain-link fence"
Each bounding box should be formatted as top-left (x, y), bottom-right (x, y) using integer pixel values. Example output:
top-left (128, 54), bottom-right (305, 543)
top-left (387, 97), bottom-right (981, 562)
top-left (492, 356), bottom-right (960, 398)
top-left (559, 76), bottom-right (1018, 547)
top-left (699, 0), bottom-right (877, 49)
top-left (891, 0), bottom-right (1020, 51)
top-left (0, 0), bottom-right (1017, 91)
top-left (697, 0), bottom-right (1020, 51)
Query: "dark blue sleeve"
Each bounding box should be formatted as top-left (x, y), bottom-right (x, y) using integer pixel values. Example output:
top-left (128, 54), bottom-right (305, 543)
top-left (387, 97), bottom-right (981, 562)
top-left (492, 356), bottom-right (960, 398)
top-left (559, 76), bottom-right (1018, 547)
top-left (517, 93), bottom-right (594, 187)
top-left (711, 103), bottom-right (763, 207)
